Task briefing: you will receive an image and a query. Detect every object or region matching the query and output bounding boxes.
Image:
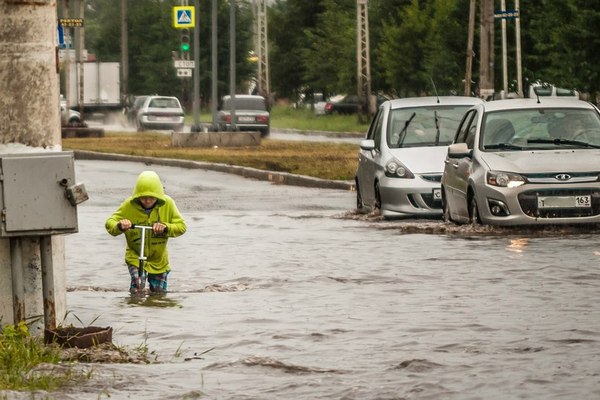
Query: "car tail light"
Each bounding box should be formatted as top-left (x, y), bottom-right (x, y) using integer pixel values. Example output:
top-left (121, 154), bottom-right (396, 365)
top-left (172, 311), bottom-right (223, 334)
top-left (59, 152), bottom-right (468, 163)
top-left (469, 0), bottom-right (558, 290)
top-left (325, 103), bottom-right (333, 113)
top-left (224, 115), bottom-right (231, 123)
top-left (256, 115), bottom-right (269, 123)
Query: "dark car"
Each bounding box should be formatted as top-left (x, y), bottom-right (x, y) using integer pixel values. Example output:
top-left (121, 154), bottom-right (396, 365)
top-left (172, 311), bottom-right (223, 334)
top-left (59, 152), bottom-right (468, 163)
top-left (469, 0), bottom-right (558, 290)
top-left (324, 94), bottom-right (390, 115)
top-left (324, 94), bottom-right (361, 115)
top-left (217, 94), bottom-right (270, 137)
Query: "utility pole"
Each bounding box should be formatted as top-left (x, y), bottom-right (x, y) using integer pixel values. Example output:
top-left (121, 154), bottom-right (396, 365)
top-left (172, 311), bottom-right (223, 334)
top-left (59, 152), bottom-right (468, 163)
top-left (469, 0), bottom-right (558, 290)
top-left (479, 0), bottom-right (495, 99)
top-left (121, 0), bottom-right (128, 104)
top-left (515, 0), bottom-right (523, 96)
top-left (501, 0), bottom-right (508, 97)
top-left (464, 0), bottom-right (476, 96)
top-left (229, 0), bottom-right (236, 130)
top-left (0, 0), bottom-right (68, 333)
top-left (211, 0), bottom-right (218, 128)
top-left (356, 0), bottom-right (372, 119)
top-left (254, 0), bottom-right (270, 104)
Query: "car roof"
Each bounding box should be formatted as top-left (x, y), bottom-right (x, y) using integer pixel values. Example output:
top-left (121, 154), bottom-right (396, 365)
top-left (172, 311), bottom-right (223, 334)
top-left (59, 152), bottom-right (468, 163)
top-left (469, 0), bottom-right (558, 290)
top-left (387, 96), bottom-right (484, 109)
top-left (222, 94), bottom-right (265, 100)
top-left (480, 98), bottom-right (595, 112)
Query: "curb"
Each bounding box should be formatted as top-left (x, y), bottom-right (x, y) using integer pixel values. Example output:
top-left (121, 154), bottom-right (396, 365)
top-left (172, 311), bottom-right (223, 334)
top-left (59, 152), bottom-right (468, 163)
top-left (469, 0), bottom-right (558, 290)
top-left (73, 150), bottom-right (356, 191)
top-left (275, 128), bottom-right (364, 138)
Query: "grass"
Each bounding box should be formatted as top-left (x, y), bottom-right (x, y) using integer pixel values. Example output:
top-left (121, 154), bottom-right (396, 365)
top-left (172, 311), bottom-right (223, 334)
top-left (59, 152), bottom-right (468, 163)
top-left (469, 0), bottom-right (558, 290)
top-left (269, 104), bottom-right (370, 133)
top-left (0, 322), bottom-right (79, 391)
top-left (191, 104), bottom-right (370, 133)
top-left (63, 132), bottom-right (360, 181)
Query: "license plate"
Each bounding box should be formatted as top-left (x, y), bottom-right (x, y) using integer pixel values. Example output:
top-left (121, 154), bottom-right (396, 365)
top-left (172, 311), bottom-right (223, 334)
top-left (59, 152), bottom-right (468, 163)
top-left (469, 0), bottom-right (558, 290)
top-left (432, 188), bottom-right (442, 200)
top-left (156, 116), bottom-right (174, 122)
top-left (238, 116), bottom-right (255, 122)
top-left (537, 195), bottom-right (591, 209)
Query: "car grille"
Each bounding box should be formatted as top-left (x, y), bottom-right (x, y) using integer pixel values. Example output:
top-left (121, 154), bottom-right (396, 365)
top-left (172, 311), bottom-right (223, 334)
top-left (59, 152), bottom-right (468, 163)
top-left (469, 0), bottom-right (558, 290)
top-left (517, 189), bottom-right (600, 218)
top-left (420, 174), bottom-right (442, 183)
top-left (421, 193), bottom-right (442, 209)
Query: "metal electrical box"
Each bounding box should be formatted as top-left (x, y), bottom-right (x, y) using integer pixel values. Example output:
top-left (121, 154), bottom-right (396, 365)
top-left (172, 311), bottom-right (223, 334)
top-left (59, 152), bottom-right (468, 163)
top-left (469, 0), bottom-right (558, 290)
top-left (0, 151), bottom-right (85, 237)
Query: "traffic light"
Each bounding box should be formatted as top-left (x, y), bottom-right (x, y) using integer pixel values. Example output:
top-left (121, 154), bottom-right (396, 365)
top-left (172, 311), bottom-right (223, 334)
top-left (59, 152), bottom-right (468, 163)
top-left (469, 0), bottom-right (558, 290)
top-left (180, 28), bottom-right (190, 53)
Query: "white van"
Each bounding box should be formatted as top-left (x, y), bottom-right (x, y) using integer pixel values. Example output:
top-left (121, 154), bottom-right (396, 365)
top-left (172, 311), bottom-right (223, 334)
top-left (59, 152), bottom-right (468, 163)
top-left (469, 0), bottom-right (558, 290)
top-left (529, 84), bottom-right (579, 99)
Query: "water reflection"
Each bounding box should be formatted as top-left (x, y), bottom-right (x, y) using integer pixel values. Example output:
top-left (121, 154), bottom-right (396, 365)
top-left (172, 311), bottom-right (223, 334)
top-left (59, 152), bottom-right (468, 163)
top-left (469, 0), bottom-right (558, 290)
top-left (125, 293), bottom-right (183, 308)
top-left (507, 238), bottom-right (529, 253)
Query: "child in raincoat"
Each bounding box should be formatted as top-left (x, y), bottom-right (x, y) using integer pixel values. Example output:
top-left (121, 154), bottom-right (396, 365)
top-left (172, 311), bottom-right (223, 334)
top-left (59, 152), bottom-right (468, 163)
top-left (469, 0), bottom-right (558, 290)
top-left (105, 171), bottom-right (187, 294)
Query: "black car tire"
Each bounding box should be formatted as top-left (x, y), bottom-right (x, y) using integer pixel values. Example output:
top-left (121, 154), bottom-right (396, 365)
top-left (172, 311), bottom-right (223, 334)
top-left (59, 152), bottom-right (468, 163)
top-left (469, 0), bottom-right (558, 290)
top-left (374, 182), bottom-right (382, 211)
top-left (469, 195), bottom-right (482, 225)
top-left (355, 180), bottom-right (365, 213)
top-left (261, 128), bottom-right (270, 137)
top-left (442, 188), bottom-right (451, 223)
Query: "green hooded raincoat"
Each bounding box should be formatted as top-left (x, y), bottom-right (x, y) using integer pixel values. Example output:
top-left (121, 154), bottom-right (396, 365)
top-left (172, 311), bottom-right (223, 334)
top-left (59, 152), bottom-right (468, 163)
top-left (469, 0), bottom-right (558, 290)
top-left (105, 171), bottom-right (186, 274)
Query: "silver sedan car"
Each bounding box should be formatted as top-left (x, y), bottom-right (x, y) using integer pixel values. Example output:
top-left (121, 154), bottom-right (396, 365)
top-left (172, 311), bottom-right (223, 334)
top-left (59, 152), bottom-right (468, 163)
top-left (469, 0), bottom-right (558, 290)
top-left (355, 96), bottom-right (484, 219)
top-left (441, 98), bottom-right (600, 226)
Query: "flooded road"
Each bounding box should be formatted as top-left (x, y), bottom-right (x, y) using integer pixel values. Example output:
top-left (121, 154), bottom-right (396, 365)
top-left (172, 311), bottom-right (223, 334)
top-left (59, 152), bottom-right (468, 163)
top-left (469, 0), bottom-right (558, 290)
top-left (53, 160), bottom-right (600, 399)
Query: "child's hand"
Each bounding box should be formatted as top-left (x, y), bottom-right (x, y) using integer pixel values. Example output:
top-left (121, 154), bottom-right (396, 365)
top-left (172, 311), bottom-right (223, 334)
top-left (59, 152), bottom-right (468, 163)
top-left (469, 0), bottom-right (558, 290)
top-left (152, 222), bottom-right (167, 234)
top-left (118, 219), bottom-right (132, 231)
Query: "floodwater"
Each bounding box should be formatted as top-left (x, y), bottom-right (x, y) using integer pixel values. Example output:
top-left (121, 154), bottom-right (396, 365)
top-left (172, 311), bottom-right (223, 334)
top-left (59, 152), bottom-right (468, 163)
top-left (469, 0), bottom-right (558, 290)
top-left (29, 160), bottom-right (600, 398)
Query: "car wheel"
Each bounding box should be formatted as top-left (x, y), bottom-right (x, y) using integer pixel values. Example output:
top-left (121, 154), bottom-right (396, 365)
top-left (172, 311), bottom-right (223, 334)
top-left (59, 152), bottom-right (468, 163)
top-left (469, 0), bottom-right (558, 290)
top-left (374, 182), bottom-right (382, 211)
top-left (261, 128), bottom-right (270, 137)
top-left (355, 180), bottom-right (365, 212)
top-left (442, 188), bottom-right (451, 223)
top-left (136, 120), bottom-right (144, 132)
top-left (469, 194), bottom-right (481, 225)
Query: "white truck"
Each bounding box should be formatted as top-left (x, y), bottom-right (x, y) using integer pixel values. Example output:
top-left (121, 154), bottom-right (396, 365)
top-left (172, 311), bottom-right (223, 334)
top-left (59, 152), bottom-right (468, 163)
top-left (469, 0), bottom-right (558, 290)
top-left (66, 61), bottom-right (122, 120)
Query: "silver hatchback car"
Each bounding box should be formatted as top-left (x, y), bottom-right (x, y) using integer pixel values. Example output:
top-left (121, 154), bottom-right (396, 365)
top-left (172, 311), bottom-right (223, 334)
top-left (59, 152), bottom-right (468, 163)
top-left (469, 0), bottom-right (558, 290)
top-left (355, 96), bottom-right (484, 219)
top-left (441, 98), bottom-right (600, 226)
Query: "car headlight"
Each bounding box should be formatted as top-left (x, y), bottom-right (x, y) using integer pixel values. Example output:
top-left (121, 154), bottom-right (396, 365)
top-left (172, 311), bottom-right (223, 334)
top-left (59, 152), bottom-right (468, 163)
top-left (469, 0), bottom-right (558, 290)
top-left (487, 171), bottom-right (526, 187)
top-left (385, 159), bottom-right (414, 178)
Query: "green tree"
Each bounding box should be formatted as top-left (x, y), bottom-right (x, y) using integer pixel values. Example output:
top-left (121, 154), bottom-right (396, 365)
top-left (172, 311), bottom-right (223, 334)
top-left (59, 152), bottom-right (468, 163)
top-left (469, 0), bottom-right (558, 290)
top-left (376, 0), bottom-right (429, 96)
top-left (302, 0), bottom-right (356, 97)
top-left (269, 0), bottom-right (325, 101)
top-left (82, 0), bottom-right (255, 107)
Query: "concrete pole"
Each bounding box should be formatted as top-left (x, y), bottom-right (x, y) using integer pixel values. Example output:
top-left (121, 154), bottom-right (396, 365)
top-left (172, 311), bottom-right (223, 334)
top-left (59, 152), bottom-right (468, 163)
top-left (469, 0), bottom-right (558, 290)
top-left (0, 0), bottom-right (67, 333)
top-left (515, 0), bottom-right (523, 96)
top-left (121, 0), bottom-right (128, 104)
top-left (464, 0), bottom-right (476, 96)
top-left (193, 0), bottom-right (200, 130)
top-left (211, 0), bottom-right (218, 129)
top-left (478, 0), bottom-right (495, 99)
top-left (229, 0), bottom-right (236, 131)
top-left (501, 0), bottom-right (508, 97)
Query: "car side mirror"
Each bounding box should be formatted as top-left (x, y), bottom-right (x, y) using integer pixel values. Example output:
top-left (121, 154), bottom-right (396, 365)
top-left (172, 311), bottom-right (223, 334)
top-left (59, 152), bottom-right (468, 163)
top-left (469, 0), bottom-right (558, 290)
top-left (359, 139), bottom-right (375, 151)
top-left (447, 142), bottom-right (472, 158)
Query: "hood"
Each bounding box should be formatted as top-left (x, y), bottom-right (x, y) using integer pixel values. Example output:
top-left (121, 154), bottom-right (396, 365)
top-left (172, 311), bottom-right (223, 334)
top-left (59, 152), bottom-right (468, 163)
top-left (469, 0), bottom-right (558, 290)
top-left (388, 146), bottom-right (448, 174)
top-left (131, 171), bottom-right (166, 205)
top-left (479, 149), bottom-right (600, 173)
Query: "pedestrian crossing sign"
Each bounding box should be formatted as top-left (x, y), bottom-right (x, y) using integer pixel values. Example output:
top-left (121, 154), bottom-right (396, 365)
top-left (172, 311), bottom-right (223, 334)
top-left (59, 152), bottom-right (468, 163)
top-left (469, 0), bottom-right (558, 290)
top-left (173, 6), bottom-right (195, 28)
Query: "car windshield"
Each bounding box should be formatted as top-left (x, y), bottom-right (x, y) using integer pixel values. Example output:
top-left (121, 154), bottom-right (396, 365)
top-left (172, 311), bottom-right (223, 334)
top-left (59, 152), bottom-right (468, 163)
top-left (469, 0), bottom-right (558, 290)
top-left (482, 108), bottom-right (600, 151)
top-left (148, 98), bottom-right (180, 108)
top-left (387, 105), bottom-right (472, 148)
top-left (223, 97), bottom-right (266, 111)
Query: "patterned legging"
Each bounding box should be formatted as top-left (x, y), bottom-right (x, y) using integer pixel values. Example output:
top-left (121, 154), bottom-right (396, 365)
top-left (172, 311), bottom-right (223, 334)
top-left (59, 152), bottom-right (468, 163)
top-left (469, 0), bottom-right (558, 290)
top-left (127, 264), bottom-right (170, 293)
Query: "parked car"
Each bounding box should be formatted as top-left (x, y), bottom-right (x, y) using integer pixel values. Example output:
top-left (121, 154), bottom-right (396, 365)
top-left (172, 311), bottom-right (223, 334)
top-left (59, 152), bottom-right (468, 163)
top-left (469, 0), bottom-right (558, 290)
top-left (127, 95), bottom-right (148, 126)
top-left (355, 96), bottom-right (484, 219)
top-left (60, 95), bottom-right (81, 126)
top-left (136, 95), bottom-right (184, 132)
top-left (441, 98), bottom-right (600, 226)
top-left (325, 94), bottom-right (391, 115)
top-left (217, 94), bottom-right (270, 137)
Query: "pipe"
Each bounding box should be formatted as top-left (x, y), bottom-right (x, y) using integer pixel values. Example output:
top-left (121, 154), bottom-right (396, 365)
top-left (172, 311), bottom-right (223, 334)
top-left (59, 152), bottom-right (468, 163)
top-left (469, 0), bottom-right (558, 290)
top-left (10, 237), bottom-right (25, 324)
top-left (40, 236), bottom-right (56, 330)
